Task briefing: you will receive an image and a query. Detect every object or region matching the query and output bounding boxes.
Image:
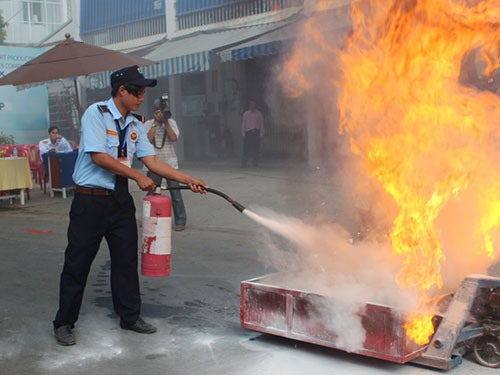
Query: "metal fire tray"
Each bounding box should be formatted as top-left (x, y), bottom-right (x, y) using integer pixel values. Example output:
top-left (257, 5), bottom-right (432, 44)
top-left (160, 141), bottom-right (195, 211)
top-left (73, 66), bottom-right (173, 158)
top-left (240, 273), bottom-right (428, 364)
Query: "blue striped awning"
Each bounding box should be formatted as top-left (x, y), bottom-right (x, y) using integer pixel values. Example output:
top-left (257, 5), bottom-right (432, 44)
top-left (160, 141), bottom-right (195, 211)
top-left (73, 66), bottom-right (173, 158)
top-left (230, 40), bottom-right (290, 61)
top-left (217, 14), bottom-right (352, 63)
top-left (87, 21), bottom-right (298, 89)
top-left (216, 24), bottom-right (295, 63)
top-left (88, 51), bottom-right (210, 89)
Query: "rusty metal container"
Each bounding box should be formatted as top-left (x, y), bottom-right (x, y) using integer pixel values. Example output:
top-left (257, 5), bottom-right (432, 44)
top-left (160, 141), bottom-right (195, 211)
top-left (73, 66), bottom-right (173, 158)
top-left (241, 273), bottom-right (428, 363)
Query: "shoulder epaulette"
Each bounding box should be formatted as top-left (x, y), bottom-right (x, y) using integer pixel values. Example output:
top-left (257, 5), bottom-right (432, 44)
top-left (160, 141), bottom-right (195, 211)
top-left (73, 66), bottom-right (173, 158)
top-left (97, 104), bottom-right (110, 113)
top-left (132, 113), bottom-right (145, 123)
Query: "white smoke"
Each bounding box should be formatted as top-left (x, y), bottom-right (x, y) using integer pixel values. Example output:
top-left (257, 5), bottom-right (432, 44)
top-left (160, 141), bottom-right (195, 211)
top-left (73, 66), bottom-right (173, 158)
top-left (244, 207), bottom-right (420, 354)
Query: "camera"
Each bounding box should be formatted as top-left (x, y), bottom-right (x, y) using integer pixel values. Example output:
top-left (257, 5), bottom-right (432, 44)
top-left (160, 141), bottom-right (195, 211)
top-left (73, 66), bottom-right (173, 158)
top-left (154, 94), bottom-right (170, 119)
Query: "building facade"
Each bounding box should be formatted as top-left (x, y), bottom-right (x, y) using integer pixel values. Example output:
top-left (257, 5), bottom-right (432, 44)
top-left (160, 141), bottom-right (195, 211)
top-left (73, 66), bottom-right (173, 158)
top-left (0, 0), bottom-right (76, 46)
top-left (82, 0), bottom-right (350, 163)
top-left (80, 0), bottom-right (166, 46)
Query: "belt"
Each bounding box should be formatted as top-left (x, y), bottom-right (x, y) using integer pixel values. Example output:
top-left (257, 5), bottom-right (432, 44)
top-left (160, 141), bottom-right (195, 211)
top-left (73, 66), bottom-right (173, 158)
top-left (74, 185), bottom-right (114, 196)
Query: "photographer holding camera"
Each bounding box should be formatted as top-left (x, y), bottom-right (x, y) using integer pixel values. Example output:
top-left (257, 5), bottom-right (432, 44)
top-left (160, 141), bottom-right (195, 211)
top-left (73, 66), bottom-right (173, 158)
top-left (145, 97), bottom-right (187, 231)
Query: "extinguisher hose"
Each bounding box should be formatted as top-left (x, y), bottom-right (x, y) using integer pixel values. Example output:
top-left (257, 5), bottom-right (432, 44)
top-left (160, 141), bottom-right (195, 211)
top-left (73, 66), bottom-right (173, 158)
top-left (164, 185), bottom-right (246, 213)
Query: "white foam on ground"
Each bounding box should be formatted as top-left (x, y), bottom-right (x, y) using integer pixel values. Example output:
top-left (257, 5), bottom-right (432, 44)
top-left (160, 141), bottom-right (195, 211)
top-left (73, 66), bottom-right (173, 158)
top-left (193, 334), bottom-right (223, 366)
top-left (38, 333), bottom-right (124, 371)
top-left (37, 317), bottom-right (129, 371)
top-left (0, 334), bottom-right (23, 360)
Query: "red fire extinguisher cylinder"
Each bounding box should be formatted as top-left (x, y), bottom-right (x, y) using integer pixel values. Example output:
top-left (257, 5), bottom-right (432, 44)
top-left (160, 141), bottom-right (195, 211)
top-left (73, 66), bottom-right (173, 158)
top-left (141, 193), bottom-right (172, 277)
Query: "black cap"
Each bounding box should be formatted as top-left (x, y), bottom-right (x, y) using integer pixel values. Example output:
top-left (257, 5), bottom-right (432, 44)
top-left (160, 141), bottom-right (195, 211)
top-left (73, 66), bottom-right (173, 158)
top-left (110, 65), bottom-right (157, 88)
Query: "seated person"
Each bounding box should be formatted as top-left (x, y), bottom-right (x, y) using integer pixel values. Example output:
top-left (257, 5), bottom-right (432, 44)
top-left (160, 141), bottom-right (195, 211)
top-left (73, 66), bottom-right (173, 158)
top-left (39, 126), bottom-right (72, 155)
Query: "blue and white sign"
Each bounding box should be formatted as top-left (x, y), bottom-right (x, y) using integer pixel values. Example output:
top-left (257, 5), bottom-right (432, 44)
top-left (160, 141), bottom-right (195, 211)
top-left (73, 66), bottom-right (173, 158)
top-left (0, 46), bottom-right (48, 144)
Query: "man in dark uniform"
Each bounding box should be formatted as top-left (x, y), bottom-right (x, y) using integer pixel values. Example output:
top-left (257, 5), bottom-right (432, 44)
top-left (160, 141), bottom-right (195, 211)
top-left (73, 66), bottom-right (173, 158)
top-left (53, 65), bottom-right (207, 346)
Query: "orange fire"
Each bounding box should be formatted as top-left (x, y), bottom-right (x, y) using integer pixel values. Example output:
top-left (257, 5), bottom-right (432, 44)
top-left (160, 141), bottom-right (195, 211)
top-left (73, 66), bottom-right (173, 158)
top-left (404, 312), bottom-right (435, 345)
top-left (279, 0), bottom-right (500, 345)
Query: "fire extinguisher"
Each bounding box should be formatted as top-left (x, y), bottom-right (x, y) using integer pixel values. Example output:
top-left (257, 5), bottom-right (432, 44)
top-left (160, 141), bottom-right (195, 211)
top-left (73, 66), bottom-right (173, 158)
top-left (141, 191), bottom-right (172, 277)
top-left (141, 185), bottom-right (246, 277)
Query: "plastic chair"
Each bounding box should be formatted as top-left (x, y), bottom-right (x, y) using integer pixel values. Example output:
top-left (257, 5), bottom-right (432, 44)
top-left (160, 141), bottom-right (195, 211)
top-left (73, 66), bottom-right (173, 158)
top-left (23, 147), bottom-right (41, 190)
top-left (32, 146), bottom-right (48, 193)
top-left (14, 144), bottom-right (26, 154)
top-left (0, 144), bottom-right (14, 157)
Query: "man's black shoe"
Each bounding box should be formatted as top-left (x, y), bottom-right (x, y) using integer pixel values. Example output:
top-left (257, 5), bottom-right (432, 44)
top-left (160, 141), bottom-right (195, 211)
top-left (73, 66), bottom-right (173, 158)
top-left (120, 317), bottom-right (157, 334)
top-left (53, 325), bottom-right (76, 346)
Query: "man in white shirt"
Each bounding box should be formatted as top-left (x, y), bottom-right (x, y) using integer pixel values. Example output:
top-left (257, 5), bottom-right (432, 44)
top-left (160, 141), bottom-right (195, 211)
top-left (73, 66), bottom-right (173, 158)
top-left (39, 126), bottom-right (72, 155)
top-left (241, 100), bottom-right (264, 167)
top-left (145, 101), bottom-right (187, 231)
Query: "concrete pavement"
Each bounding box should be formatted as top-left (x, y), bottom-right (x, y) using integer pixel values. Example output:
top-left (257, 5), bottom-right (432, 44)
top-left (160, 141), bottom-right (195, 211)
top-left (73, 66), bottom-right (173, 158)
top-left (0, 159), bottom-right (496, 375)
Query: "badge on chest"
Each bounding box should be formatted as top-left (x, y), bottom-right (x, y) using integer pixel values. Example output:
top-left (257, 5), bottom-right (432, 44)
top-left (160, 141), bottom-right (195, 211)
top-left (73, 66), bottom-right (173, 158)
top-left (129, 130), bottom-right (138, 142)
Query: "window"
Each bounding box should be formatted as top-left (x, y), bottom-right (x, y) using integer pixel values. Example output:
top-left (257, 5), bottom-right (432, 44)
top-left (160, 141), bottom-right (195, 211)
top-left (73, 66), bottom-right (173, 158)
top-left (46, 3), bottom-right (62, 23)
top-left (22, 0), bottom-right (63, 24)
top-left (23, 1), bottom-right (41, 23)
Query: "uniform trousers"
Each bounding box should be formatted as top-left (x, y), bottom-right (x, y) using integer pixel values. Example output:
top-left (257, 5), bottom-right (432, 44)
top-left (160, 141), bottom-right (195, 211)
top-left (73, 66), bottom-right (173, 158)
top-left (242, 129), bottom-right (261, 167)
top-left (53, 192), bottom-right (140, 328)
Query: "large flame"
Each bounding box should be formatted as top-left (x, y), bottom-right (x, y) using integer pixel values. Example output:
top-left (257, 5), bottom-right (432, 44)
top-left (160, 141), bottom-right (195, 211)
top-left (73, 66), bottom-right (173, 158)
top-left (279, 0), bottom-right (500, 344)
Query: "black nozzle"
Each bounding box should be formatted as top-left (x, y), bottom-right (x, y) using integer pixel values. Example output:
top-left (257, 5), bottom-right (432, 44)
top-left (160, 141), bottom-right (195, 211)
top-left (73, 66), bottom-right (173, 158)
top-left (232, 201), bottom-right (245, 213)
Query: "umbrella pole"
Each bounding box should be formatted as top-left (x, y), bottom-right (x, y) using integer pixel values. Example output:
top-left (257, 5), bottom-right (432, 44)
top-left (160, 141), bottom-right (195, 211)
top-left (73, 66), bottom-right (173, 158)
top-left (73, 77), bottom-right (82, 142)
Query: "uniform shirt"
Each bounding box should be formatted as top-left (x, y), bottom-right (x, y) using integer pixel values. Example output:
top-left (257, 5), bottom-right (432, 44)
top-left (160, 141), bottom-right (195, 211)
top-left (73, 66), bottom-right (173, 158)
top-left (241, 109), bottom-right (264, 136)
top-left (39, 137), bottom-right (72, 155)
top-left (73, 97), bottom-right (155, 190)
top-left (144, 118), bottom-right (180, 169)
